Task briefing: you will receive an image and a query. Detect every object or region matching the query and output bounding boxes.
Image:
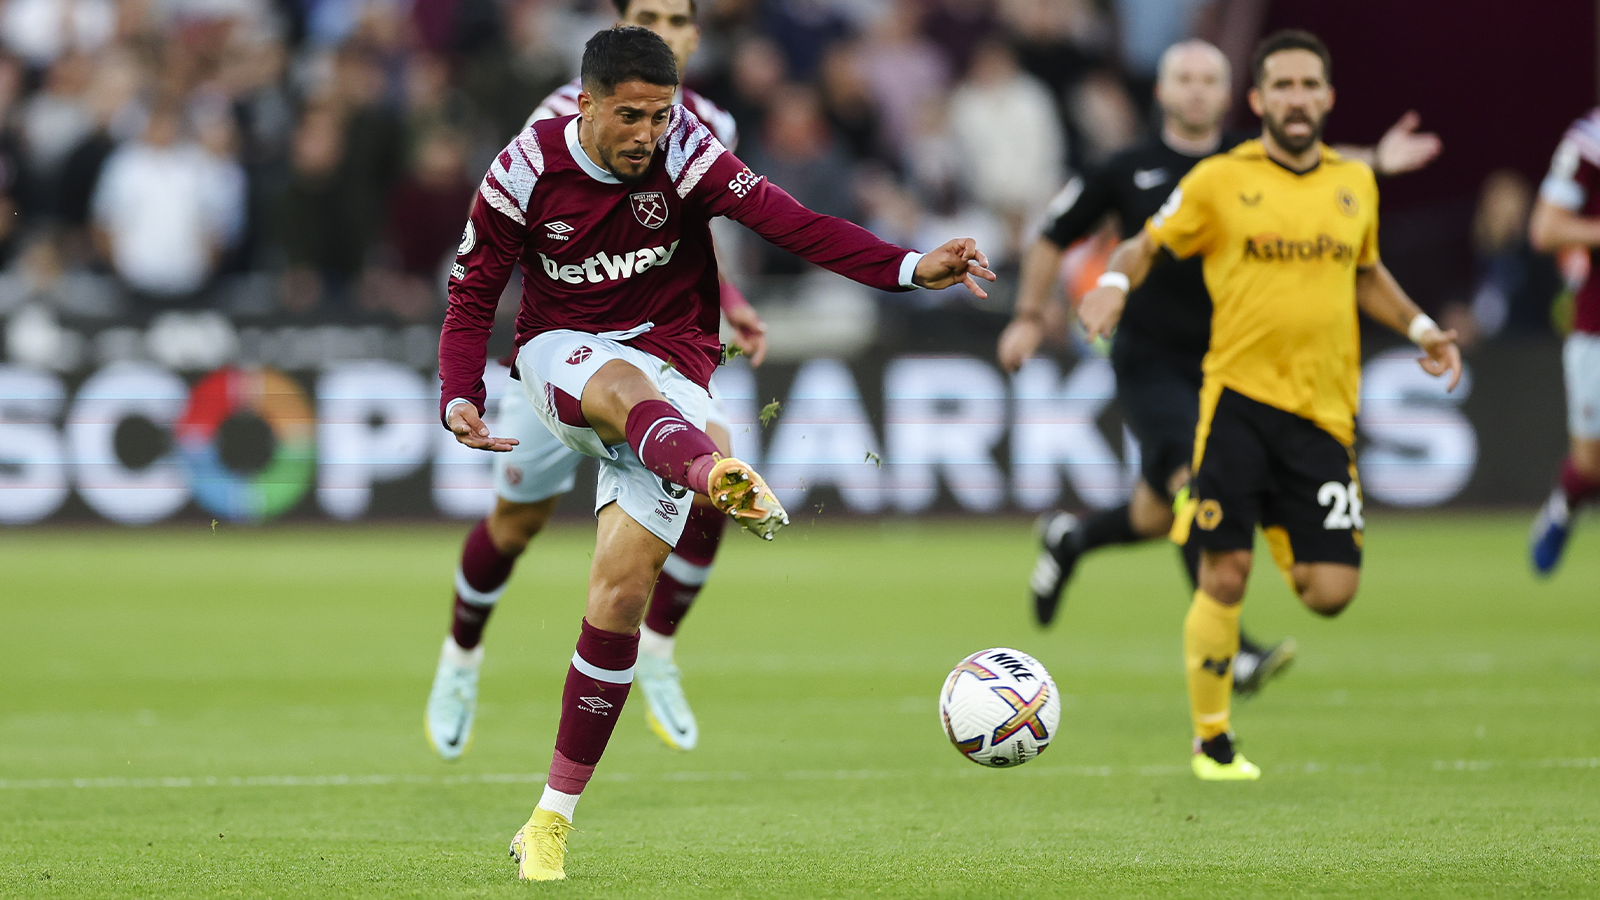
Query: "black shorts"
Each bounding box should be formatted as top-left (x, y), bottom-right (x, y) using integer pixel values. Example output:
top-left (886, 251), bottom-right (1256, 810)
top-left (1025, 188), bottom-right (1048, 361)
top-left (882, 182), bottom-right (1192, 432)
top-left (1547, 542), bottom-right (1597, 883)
top-left (1188, 388), bottom-right (1363, 567)
top-left (1112, 339), bottom-right (1203, 500)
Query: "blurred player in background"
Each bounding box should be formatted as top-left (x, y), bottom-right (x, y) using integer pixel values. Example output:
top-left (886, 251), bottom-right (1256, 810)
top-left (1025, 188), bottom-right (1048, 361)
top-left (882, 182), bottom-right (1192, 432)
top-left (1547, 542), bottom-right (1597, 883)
top-left (425, 0), bottom-right (764, 763)
top-left (1527, 109), bottom-right (1600, 574)
top-left (997, 39), bottom-right (1440, 695)
top-left (1077, 30), bottom-right (1461, 780)
top-left (440, 27), bottom-right (994, 879)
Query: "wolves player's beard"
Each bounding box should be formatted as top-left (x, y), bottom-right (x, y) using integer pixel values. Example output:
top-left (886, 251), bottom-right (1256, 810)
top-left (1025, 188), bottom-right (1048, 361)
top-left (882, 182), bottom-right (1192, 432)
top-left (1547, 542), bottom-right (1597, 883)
top-left (1263, 107), bottom-right (1325, 155)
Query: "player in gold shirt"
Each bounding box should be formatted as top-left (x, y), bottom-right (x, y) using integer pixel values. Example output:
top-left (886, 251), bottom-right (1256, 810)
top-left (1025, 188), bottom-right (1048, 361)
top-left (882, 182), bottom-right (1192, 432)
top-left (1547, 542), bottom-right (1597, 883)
top-left (1077, 30), bottom-right (1463, 781)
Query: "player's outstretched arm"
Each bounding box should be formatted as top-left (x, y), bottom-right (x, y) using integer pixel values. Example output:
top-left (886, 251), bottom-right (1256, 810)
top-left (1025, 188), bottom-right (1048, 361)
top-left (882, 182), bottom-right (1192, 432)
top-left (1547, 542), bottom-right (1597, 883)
top-left (998, 237), bottom-right (1067, 372)
top-left (912, 238), bottom-right (997, 297)
top-left (1355, 262), bottom-right (1463, 391)
top-left (1079, 231), bottom-right (1159, 341)
top-left (1333, 111), bottom-right (1442, 176)
top-left (697, 144), bottom-right (990, 299)
top-left (1529, 197), bottom-right (1600, 251)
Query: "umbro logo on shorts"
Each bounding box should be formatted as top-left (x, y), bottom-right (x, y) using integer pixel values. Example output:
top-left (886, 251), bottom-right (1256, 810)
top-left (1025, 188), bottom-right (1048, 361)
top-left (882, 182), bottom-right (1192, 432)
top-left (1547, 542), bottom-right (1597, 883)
top-left (657, 499), bottom-right (679, 521)
top-left (567, 346), bottom-right (592, 365)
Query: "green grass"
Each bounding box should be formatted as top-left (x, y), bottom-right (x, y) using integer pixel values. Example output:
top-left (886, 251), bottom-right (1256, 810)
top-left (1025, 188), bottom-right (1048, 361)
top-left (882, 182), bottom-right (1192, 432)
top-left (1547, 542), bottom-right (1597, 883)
top-left (1, 513), bottom-right (1597, 898)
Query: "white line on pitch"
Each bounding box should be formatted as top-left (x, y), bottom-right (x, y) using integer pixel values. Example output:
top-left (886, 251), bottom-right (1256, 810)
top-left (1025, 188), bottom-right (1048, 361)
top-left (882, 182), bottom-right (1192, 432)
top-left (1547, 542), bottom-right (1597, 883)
top-left (1, 758), bottom-right (1594, 791)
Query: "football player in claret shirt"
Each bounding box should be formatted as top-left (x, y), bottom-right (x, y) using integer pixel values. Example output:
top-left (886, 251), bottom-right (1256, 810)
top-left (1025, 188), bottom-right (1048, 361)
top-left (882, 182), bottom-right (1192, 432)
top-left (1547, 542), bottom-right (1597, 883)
top-left (425, 0), bottom-right (757, 772)
top-left (1527, 108), bottom-right (1600, 574)
top-left (998, 39), bottom-right (1440, 696)
top-left (1077, 30), bottom-right (1461, 781)
top-left (437, 27), bottom-right (994, 880)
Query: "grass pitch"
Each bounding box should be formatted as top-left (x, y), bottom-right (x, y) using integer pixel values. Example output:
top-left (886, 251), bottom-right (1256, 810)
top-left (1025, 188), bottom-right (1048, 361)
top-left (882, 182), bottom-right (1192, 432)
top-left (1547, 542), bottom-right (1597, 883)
top-left (2, 512), bottom-right (1597, 898)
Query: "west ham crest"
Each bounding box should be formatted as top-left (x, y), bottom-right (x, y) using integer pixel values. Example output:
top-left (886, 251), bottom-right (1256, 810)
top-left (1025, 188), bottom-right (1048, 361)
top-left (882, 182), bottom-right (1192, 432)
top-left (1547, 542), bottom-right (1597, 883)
top-left (630, 191), bottom-right (668, 229)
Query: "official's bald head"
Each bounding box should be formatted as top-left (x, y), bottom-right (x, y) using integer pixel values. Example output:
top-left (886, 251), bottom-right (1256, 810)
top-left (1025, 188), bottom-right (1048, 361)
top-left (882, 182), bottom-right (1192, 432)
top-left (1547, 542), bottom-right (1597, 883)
top-left (1155, 40), bottom-right (1231, 137)
top-left (1157, 40), bottom-right (1230, 87)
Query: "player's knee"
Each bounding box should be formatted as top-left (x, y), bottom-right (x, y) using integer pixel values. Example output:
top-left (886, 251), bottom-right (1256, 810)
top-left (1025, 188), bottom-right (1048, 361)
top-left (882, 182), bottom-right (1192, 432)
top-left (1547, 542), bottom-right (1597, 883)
top-left (1572, 441), bottom-right (1600, 480)
top-left (586, 580), bottom-right (650, 631)
top-left (584, 360), bottom-right (658, 416)
top-left (1129, 481), bottom-right (1175, 538)
top-left (1298, 568), bottom-right (1359, 617)
top-left (1199, 550), bottom-right (1250, 603)
top-left (488, 498), bottom-right (556, 554)
top-left (1301, 591), bottom-right (1352, 617)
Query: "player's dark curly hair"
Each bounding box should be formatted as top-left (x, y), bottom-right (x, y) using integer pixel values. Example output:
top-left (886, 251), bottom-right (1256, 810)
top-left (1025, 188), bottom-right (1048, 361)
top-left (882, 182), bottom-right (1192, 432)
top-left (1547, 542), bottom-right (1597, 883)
top-left (1252, 29), bottom-right (1331, 86)
top-left (581, 26), bottom-right (680, 97)
top-left (613, 0), bottom-right (697, 16)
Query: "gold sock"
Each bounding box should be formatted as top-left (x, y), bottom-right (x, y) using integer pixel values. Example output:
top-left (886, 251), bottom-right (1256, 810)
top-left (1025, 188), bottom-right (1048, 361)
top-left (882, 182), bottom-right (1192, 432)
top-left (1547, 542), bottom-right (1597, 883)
top-left (1184, 588), bottom-right (1241, 740)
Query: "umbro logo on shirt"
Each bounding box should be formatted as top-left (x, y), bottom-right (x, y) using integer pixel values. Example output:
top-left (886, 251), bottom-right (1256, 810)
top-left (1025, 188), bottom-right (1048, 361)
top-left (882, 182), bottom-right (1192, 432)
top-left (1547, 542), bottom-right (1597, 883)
top-left (1132, 168), bottom-right (1169, 190)
top-left (545, 220), bottom-right (575, 240)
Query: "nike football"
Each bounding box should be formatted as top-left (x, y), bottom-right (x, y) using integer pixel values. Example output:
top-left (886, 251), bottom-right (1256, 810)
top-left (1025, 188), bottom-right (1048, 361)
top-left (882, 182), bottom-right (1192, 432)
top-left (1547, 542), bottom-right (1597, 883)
top-left (939, 648), bottom-right (1060, 767)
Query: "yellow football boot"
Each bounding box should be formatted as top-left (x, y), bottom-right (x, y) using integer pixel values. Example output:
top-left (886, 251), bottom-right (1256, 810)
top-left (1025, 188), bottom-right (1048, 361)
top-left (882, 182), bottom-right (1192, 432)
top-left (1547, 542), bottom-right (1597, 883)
top-left (1192, 734), bottom-right (1262, 781)
top-left (509, 808), bottom-right (574, 881)
top-left (1192, 752), bottom-right (1262, 781)
top-left (706, 457), bottom-right (789, 540)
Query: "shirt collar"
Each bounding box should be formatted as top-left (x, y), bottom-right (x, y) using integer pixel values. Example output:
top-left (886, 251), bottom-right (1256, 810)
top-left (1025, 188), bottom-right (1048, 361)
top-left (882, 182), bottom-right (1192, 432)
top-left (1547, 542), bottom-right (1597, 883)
top-left (565, 116), bottom-right (621, 185)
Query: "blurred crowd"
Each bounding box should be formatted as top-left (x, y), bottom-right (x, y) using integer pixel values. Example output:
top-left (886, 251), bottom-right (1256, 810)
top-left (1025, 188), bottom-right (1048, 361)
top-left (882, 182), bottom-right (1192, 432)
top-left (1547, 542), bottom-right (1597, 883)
top-left (0, 0), bottom-right (1573, 348)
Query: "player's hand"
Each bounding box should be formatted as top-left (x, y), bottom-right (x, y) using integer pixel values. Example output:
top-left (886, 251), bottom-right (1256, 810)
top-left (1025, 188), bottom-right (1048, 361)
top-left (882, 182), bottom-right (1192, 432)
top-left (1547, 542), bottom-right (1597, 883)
top-left (914, 238), bottom-right (997, 299)
top-left (448, 404), bottom-right (519, 452)
top-left (724, 302), bottom-right (769, 367)
top-left (1374, 111), bottom-right (1441, 176)
top-left (997, 317), bottom-right (1044, 372)
top-left (1417, 327), bottom-right (1463, 392)
top-left (1078, 285), bottom-right (1127, 342)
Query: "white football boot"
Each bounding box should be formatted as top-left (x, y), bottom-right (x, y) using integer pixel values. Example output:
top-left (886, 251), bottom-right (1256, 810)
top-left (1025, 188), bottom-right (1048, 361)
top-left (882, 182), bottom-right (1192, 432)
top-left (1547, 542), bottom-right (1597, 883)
top-left (636, 654), bottom-right (698, 750)
top-left (425, 637), bottom-right (483, 761)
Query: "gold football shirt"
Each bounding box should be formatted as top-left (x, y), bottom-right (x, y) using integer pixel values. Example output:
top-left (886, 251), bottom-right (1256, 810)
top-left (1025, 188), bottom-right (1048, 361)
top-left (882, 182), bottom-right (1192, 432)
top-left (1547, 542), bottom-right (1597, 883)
top-left (1143, 139), bottom-right (1379, 447)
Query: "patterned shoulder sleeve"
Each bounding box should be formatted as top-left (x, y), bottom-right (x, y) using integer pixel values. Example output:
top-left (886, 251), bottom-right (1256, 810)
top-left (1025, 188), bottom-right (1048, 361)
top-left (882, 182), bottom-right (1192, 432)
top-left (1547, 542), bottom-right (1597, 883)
top-left (524, 79), bottom-right (583, 130)
top-left (661, 104), bottom-right (728, 200)
top-left (480, 126), bottom-right (547, 226)
top-left (1541, 108), bottom-right (1600, 212)
top-left (686, 89), bottom-right (739, 152)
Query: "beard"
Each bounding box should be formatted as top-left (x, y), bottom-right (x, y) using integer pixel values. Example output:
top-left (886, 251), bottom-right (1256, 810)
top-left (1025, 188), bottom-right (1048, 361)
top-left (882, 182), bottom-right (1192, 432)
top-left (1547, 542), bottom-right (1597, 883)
top-left (601, 146), bottom-right (654, 183)
top-left (1263, 108), bottom-right (1325, 155)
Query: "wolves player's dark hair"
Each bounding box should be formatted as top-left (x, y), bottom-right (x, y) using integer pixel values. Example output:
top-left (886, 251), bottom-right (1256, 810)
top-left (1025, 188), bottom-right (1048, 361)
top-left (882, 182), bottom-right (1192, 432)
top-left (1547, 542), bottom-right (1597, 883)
top-left (581, 26), bottom-right (680, 98)
top-left (1252, 29), bottom-right (1331, 86)
top-left (612, 0), bottom-right (697, 15)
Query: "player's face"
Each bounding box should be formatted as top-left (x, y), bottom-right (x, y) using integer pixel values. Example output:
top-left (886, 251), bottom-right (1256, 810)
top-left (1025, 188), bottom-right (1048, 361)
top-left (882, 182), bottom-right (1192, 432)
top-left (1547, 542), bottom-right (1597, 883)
top-left (1155, 47), bottom-right (1229, 133)
top-left (619, 0), bottom-right (699, 76)
top-left (1249, 49), bottom-right (1334, 156)
top-left (580, 79), bottom-right (676, 182)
